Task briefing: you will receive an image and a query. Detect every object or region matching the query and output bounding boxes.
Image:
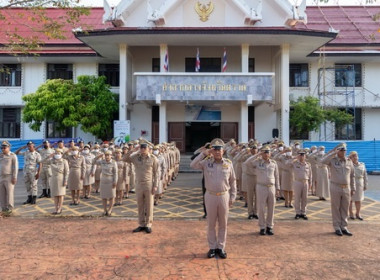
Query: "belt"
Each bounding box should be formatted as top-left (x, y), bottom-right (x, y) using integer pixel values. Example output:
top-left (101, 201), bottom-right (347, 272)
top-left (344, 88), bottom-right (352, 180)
top-left (295, 179), bottom-right (308, 182)
top-left (207, 190), bottom-right (227, 196)
top-left (333, 182), bottom-right (348, 188)
top-left (258, 183), bottom-right (274, 187)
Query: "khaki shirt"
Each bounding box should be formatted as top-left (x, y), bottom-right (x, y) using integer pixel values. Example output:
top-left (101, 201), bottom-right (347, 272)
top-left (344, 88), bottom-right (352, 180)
top-left (245, 157), bottom-right (280, 190)
top-left (321, 154), bottom-right (355, 191)
top-left (0, 152), bottom-right (18, 179)
top-left (100, 159), bottom-right (118, 184)
top-left (67, 155), bottom-right (86, 178)
top-left (124, 152), bottom-right (158, 188)
top-left (190, 153), bottom-right (237, 202)
top-left (21, 150), bottom-right (41, 173)
top-left (286, 159), bottom-right (312, 185)
top-left (39, 148), bottom-right (54, 169)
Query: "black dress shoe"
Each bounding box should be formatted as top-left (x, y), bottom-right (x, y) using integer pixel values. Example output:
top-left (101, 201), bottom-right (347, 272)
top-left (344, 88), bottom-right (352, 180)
top-left (356, 215), bottom-right (364, 221)
top-left (207, 249), bottom-right (216, 258)
top-left (248, 215), bottom-right (254, 220)
top-left (132, 226), bottom-right (146, 233)
top-left (202, 214), bottom-right (207, 219)
top-left (145, 227), bottom-right (152, 234)
top-left (259, 229), bottom-right (266, 235)
top-left (295, 214), bottom-right (301, 220)
top-left (266, 227), bottom-right (274, 235)
top-left (335, 229), bottom-right (343, 236)
top-left (341, 229), bottom-right (353, 236)
top-left (302, 214), bottom-right (308, 220)
top-left (252, 214), bottom-right (259, 219)
top-left (217, 249), bottom-right (227, 259)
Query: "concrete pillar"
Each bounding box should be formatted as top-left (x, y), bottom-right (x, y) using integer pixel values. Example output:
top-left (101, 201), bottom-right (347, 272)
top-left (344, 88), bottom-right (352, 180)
top-left (159, 44), bottom-right (168, 142)
top-left (240, 44), bottom-right (250, 143)
top-left (280, 44), bottom-right (290, 146)
top-left (119, 43), bottom-right (128, 121)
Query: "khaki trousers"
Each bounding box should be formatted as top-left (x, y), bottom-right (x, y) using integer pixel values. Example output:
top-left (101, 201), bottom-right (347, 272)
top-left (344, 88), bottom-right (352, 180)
top-left (39, 168), bottom-right (51, 190)
top-left (136, 185), bottom-right (154, 228)
top-left (246, 174), bottom-right (257, 216)
top-left (0, 175), bottom-right (14, 210)
top-left (256, 184), bottom-right (275, 229)
top-left (330, 182), bottom-right (350, 231)
top-left (293, 180), bottom-right (308, 215)
top-left (24, 172), bottom-right (38, 196)
top-left (205, 192), bottom-right (229, 250)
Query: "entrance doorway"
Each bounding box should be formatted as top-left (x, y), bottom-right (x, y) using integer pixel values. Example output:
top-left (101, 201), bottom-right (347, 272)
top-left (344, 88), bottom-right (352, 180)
top-left (185, 122), bottom-right (220, 153)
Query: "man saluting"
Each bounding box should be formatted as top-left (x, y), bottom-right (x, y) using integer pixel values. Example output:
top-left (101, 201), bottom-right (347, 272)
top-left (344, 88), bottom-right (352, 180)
top-left (190, 138), bottom-right (236, 259)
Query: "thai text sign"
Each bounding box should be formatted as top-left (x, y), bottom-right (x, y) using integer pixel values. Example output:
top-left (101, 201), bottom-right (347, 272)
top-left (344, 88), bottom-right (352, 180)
top-left (135, 73), bottom-right (274, 101)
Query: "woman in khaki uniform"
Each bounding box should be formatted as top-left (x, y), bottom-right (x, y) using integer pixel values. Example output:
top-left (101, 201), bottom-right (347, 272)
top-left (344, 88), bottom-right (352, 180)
top-left (67, 146), bottom-right (86, 205)
top-left (122, 146), bottom-right (131, 198)
top-left (349, 151), bottom-right (368, 220)
top-left (49, 149), bottom-right (69, 214)
top-left (115, 148), bottom-right (128, 206)
top-left (81, 145), bottom-right (96, 199)
top-left (315, 146), bottom-right (330, 200)
top-left (275, 147), bottom-right (294, 208)
top-left (91, 144), bottom-right (102, 193)
top-left (98, 150), bottom-right (118, 216)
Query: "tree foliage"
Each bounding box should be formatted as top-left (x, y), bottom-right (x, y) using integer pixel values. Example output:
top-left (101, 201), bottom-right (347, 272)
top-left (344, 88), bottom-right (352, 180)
top-left (290, 96), bottom-right (353, 137)
top-left (22, 76), bottom-right (119, 140)
top-left (0, 0), bottom-right (89, 54)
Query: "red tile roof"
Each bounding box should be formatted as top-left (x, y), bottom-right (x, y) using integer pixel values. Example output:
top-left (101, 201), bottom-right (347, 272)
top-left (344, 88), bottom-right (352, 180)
top-left (299, 6), bottom-right (380, 45)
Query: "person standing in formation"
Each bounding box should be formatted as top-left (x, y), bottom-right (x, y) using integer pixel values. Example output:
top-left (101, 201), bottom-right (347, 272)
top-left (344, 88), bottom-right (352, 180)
top-left (37, 140), bottom-right (54, 198)
top-left (124, 140), bottom-right (158, 234)
top-left (15, 141), bottom-right (41, 205)
top-left (348, 151), bottom-right (368, 220)
top-left (0, 141), bottom-right (18, 214)
top-left (66, 146), bottom-right (86, 205)
top-left (242, 143), bottom-right (259, 219)
top-left (321, 143), bottom-right (355, 236)
top-left (114, 148), bottom-right (128, 206)
top-left (49, 149), bottom-right (69, 214)
top-left (152, 145), bottom-right (166, 206)
top-left (190, 138), bottom-right (236, 259)
top-left (81, 144), bottom-right (95, 199)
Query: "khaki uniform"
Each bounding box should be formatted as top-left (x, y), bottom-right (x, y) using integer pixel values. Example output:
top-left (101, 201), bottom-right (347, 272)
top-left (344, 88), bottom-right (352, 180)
top-left (275, 154), bottom-right (293, 191)
top-left (67, 155), bottom-right (86, 191)
top-left (38, 148), bottom-right (54, 191)
top-left (351, 162), bottom-right (368, 202)
top-left (50, 158), bottom-right (69, 197)
top-left (249, 158), bottom-right (280, 230)
top-left (155, 153), bottom-right (166, 195)
top-left (20, 150), bottom-right (41, 196)
top-left (125, 152), bottom-right (158, 228)
top-left (190, 153), bottom-right (236, 250)
top-left (313, 154), bottom-right (330, 199)
top-left (82, 153), bottom-right (96, 186)
top-left (321, 154), bottom-right (355, 231)
top-left (116, 159), bottom-right (128, 191)
top-left (0, 152), bottom-right (18, 210)
top-left (286, 159), bottom-right (312, 216)
top-left (99, 159), bottom-right (118, 199)
top-left (242, 154), bottom-right (260, 217)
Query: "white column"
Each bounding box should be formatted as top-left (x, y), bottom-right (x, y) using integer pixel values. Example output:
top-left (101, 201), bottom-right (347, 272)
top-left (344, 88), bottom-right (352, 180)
top-left (280, 44), bottom-right (290, 146)
top-left (119, 43), bottom-right (128, 121)
top-left (159, 44), bottom-right (168, 143)
top-left (240, 44), bottom-right (249, 142)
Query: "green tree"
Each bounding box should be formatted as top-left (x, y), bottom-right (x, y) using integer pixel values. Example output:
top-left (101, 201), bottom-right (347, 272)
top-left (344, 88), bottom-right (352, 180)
top-left (290, 96), bottom-right (353, 138)
top-left (22, 76), bottom-right (119, 140)
top-left (0, 0), bottom-right (89, 54)
top-left (76, 75), bottom-right (119, 140)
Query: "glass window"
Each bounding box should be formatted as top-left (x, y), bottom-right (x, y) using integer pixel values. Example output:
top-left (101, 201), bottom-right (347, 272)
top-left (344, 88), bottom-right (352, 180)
top-left (289, 64), bottom-right (309, 87)
top-left (335, 108), bottom-right (362, 140)
top-left (0, 64), bottom-right (21, 86)
top-left (152, 58), bottom-right (160, 72)
top-left (47, 64), bottom-right (73, 80)
top-left (249, 58), bottom-right (255, 72)
top-left (0, 108), bottom-right (21, 138)
top-left (99, 64), bottom-right (119, 87)
top-left (46, 121), bottom-right (72, 138)
top-left (185, 58), bottom-right (221, 72)
top-left (335, 64), bottom-right (362, 87)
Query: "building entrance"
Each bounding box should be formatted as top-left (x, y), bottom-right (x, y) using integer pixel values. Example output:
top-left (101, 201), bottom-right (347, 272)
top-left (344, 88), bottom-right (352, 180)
top-left (185, 122), bottom-right (220, 153)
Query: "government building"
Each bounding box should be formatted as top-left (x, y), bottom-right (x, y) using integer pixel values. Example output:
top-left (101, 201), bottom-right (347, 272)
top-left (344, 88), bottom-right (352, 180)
top-left (1, 0), bottom-right (380, 152)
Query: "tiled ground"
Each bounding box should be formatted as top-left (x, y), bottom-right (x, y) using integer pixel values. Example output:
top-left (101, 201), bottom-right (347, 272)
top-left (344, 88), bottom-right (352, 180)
top-left (13, 183), bottom-right (380, 222)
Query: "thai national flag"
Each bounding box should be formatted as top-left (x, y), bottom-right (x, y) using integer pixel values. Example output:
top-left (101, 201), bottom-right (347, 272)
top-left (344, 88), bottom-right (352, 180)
top-left (195, 48), bottom-right (200, 72)
top-left (163, 49), bottom-right (169, 72)
top-left (222, 48), bottom-right (227, 72)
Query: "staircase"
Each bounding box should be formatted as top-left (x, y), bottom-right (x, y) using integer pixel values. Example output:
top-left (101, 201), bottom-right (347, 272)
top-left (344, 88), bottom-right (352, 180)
top-left (179, 154), bottom-right (202, 173)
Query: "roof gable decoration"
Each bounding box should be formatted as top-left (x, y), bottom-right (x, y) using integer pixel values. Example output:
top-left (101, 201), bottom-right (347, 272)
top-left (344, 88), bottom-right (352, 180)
top-left (103, 0), bottom-right (307, 28)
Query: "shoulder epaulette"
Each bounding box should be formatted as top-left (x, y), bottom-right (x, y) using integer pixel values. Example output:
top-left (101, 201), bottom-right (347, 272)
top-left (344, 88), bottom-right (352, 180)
top-left (224, 158), bottom-right (232, 163)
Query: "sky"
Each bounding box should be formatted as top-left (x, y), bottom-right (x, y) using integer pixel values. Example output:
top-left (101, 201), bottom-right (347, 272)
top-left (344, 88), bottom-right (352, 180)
top-left (81, 0), bottom-right (378, 7)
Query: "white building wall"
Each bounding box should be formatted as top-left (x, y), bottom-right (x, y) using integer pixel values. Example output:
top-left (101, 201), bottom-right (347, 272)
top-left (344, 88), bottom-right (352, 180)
top-left (363, 108), bottom-right (380, 140)
top-left (75, 63), bottom-right (97, 81)
top-left (254, 102), bottom-right (276, 143)
top-left (130, 103), bottom-right (152, 141)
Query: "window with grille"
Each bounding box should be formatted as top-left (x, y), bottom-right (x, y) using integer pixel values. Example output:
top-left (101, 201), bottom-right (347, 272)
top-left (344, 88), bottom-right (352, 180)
top-left (289, 64), bottom-right (309, 87)
top-left (335, 64), bottom-right (362, 87)
top-left (47, 64), bottom-right (73, 80)
top-left (0, 64), bottom-right (21, 86)
top-left (0, 108), bottom-right (21, 138)
top-left (99, 64), bottom-right (119, 86)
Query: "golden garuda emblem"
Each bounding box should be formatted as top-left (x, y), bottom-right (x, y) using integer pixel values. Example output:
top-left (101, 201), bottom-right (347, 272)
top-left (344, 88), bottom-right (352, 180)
top-left (194, 1), bottom-right (214, 22)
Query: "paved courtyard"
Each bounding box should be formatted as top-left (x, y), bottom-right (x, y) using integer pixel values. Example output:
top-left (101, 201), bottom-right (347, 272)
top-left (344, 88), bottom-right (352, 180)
top-left (1, 172), bottom-right (380, 279)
